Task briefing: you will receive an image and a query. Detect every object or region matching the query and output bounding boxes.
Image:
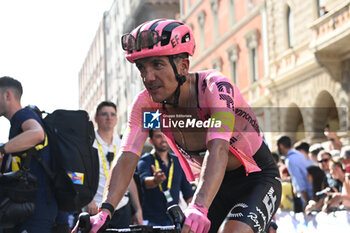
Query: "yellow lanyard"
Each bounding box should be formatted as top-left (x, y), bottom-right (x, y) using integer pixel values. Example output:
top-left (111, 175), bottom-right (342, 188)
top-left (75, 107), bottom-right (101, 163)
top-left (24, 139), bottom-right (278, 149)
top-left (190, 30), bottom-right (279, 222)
top-left (96, 140), bottom-right (116, 178)
top-left (151, 152), bottom-right (174, 191)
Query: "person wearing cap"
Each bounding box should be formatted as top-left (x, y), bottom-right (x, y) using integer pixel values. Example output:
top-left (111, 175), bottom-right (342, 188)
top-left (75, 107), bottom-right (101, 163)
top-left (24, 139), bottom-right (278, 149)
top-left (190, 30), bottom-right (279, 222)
top-left (309, 143), bottom-right (324, 165)
top-left (73, 19), bottom-right (281, 233)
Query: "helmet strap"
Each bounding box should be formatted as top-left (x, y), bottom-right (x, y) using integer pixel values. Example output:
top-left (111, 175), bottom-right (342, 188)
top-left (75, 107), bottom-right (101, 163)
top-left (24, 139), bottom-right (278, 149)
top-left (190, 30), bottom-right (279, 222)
top-left (162, 56), bottom-right (186, 108)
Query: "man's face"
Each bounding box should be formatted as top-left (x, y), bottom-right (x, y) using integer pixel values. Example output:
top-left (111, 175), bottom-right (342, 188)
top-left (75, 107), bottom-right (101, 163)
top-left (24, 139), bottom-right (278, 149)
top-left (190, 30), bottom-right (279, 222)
top-left (135, 56), bottom-right (179, 103)
top-left (150, 129), bottom-right (169, 152)
top-left (317, 153), bottom-right (331, 171)
top-left (277, 144), bottom-right (283, 156)
top-left (95, 106), bottom-right (117, 131)
top-left (329, 163), bottom-right (341, 180)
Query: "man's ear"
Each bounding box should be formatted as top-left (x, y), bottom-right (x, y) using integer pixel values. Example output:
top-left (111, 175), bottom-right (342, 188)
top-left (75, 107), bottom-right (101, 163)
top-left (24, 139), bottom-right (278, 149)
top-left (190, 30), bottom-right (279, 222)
top-left (148, 138), bottom-right (154, 146)
top-left (179, 58), bottom-right (190, 76)
top-left (94, 115), bottom-right (98, 123)
top-left (4, 90), bottom-right (12, 101)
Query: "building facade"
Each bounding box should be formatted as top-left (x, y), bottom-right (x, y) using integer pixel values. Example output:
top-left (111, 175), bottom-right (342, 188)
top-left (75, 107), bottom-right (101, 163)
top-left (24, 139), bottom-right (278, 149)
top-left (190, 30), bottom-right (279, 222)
top-left (264, 0), bottom-right (350, 148)
top-left (181, 0), bottom-right (267, 102)
top-left (180, 0), bottom-right (272, 142)
top-left (104, 0), bottom-right (131, 134)
top-left (180, 0), bottom-right (350, 148)
top-left (78, 19), bottom-right (106, 119)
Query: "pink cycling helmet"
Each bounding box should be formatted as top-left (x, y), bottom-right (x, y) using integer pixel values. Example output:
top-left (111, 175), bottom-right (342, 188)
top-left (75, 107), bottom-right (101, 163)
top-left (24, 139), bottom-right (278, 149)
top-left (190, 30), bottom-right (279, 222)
top-left (122, 19), bottom-right (195, 63)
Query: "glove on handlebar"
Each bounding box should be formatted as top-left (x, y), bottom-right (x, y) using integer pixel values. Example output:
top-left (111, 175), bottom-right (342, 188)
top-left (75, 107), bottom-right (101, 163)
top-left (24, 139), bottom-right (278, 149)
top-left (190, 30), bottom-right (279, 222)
top-left (72, 211), bottom-right (110, 233)
top-left (90, 211), bottom-right (110, 233)
top-left (184, 203), bottom-right (211, 233)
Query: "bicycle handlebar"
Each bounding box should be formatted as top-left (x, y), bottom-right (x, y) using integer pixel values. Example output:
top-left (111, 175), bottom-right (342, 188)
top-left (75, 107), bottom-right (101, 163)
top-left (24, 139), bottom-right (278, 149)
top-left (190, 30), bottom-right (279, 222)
top-left (77, 204), bottom-right (185, 233)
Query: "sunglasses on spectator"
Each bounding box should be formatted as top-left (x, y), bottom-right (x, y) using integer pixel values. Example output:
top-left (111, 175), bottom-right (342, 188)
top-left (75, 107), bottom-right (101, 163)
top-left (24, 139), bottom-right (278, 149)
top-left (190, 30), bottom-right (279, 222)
top-left (99, 112), bottom-right (116, 117)
top-left (318, 158), bottom-right (330, 163)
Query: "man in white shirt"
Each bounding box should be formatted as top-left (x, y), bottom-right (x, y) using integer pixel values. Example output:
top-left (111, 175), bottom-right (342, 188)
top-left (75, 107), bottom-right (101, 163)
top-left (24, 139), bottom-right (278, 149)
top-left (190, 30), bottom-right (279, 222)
top-left (85, 101), bottom-right (142, 227)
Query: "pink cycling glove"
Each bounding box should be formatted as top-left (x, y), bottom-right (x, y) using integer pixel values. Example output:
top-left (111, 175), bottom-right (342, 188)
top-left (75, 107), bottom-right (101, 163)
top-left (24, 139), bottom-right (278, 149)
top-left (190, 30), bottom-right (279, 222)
top-left (72, 211), bottom-right (109, 233)
top-left (184, 203), bottom-right (211, 233)
top-left (90, 211), bottom-right (110, 233)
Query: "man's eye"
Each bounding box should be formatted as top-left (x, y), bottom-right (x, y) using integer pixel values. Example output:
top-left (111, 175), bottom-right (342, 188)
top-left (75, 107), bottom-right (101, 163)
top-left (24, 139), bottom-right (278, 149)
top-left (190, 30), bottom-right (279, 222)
top-left (153, 61), bottom-right (162, 67)
top-left (136, 63), bottom-right (144, 70)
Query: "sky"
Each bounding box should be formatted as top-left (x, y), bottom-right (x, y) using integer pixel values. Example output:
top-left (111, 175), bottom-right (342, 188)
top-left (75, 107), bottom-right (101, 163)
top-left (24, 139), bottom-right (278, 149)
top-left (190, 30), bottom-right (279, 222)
top-left (0, 0), bottom-right (114, 141)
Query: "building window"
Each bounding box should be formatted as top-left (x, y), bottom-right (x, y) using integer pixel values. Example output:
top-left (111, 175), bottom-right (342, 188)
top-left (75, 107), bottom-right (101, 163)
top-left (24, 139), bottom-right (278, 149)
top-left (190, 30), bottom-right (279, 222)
top-left (286, 6), bottom-right (294, 48)
top-left (245, 29), bottom-right (259, 83)
top-left (317, 0), bottom-right (328, 17)
top-left (229, 0), bottom-right (236, 26)
top-left (210, 0), bottom-right (219, 38)
top-left (197, 10), bottom-right (206, 52)
top-left (250, 47), bottom-right (258, 82)
top-left (227, 44), bottom-right (239, 84)
top-left (211, 57), bottom-right (222, 72)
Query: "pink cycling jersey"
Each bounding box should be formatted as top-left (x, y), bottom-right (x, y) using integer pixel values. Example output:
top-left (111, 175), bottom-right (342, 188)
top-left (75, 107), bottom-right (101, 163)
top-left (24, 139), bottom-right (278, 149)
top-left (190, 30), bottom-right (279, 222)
top-left (121, 70), bottom-right (262, 181)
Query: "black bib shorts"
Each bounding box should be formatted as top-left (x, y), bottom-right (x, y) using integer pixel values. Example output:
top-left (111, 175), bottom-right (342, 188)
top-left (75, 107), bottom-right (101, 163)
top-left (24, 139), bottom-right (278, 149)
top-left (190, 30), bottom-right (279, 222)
top-left (207, 142), bottom-right (282, 233)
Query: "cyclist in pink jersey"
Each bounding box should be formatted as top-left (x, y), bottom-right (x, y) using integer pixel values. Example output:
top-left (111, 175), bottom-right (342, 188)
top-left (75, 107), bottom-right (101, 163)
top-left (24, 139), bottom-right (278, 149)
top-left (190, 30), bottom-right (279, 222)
top-left (73, 19), bottom-right (281, 233)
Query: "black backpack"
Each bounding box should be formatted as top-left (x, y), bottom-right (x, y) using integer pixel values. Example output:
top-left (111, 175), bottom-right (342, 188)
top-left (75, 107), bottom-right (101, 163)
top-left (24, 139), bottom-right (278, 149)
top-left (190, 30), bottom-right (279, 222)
top-left (32, 109), bottom-right (99, 211)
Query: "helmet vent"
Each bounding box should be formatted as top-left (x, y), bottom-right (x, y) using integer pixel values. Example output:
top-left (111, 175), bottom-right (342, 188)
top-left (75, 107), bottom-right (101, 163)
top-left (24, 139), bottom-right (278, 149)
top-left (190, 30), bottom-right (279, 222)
top-left (182, 33), bottom-right (190, 43)
top-left (161, 22), bottom-right (182, 46)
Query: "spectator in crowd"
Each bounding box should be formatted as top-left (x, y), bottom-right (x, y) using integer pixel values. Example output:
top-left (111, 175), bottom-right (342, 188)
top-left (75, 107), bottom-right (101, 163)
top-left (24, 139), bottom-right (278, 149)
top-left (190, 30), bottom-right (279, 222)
top-left (85, 101), bottom-right (142, 227)
top-left (317, 150), bottom-right (342, 192)
top-left (340, 146), bottom-right (350, 168)
top-left (137, 129), bottom-right (194, 226)
top-left (304, 166), bottom-right (327, 213)
top-left (324, 124), bottom-right (342, 151)
top-left (0, 76), bottom-right (57, 232)
top-left (330, 149), bottom-right (340, 158)
top-left (320, 5), bottom-right (329, 16)
top-left (309, 143), bottom-right (324, 165)
top-left (294, 141), bottom-right (315, 165)
top-left (277, 135), bottom-right (313, 209)
top-left (323, 157), bottom-right (350, 211)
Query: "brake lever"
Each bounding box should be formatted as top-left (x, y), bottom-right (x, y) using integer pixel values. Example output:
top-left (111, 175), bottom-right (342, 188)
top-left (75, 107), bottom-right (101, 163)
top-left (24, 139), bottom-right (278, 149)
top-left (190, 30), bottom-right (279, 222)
top-left (77, 212), bottom-right (92, 233)
top-left (167, 205), bottom-right (185, 232)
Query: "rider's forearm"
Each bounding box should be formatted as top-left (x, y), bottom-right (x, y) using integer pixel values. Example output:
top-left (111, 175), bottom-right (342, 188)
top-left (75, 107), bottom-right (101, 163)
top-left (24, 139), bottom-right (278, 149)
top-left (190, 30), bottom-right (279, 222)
top-left (192, 139), bottom-right (229, 208)
top-left (102, 152), bottom-right (139, 214)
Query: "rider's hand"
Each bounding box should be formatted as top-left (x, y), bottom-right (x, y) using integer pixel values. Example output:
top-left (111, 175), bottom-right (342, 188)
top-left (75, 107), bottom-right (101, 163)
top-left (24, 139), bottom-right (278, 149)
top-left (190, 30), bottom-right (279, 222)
top-left (72, 210), bottom-right (110, 233)
top-left (182, 203), bottom-right (211, 233)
